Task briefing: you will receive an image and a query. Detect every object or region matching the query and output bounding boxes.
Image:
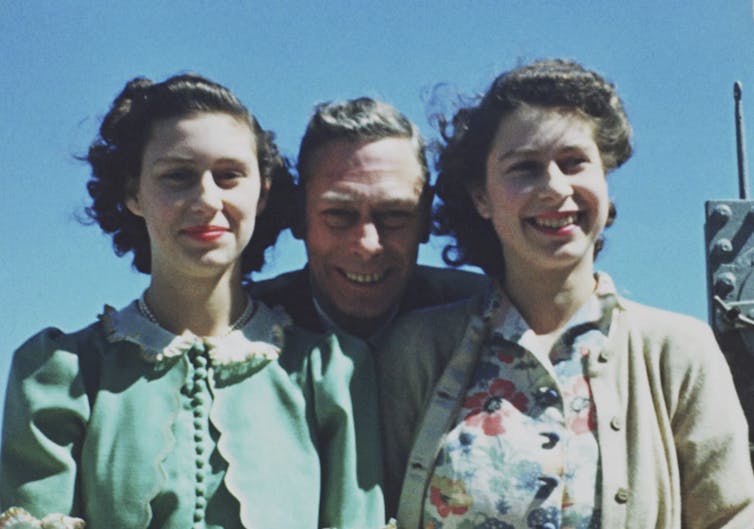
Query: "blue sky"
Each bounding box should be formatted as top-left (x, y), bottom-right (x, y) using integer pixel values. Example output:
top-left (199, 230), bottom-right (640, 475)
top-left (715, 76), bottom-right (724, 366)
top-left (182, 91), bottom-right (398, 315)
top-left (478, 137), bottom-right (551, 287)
top-left (2, 2), bottom-right (754, 403)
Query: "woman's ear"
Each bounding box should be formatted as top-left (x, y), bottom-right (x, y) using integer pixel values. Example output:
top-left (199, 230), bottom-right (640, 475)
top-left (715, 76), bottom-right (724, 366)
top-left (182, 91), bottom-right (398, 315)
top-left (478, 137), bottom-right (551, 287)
top-left (125, 178), bottom-right (143, 217)
top-left (470, 185), bottom-right (491, 219)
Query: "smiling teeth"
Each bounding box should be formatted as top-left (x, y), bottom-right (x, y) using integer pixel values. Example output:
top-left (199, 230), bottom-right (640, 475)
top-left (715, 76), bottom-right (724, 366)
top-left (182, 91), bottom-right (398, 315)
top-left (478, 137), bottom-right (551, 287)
top-left (345, 271), bottom-right (386, 284)
top-left (535, 214), bottom-right (578, 229)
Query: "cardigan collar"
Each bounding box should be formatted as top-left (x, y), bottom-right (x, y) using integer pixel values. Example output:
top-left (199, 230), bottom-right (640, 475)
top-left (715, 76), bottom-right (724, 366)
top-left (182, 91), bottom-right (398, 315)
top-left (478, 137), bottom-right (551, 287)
top-left (98, 297), bottom-right (291, 379)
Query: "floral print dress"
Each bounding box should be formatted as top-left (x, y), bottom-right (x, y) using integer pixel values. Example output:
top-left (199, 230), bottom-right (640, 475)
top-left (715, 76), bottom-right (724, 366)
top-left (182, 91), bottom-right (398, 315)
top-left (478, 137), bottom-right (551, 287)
top-left (422, 277), bottom-right (618, 529)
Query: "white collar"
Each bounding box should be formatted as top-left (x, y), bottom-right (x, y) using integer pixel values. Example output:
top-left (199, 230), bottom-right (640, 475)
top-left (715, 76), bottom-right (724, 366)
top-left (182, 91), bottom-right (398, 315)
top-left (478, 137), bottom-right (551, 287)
top-left (99, 299), bottom-right (291, 379)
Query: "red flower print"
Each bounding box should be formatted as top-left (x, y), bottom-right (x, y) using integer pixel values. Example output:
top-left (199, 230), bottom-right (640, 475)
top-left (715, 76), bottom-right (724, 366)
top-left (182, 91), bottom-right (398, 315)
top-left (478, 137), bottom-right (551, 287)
top-left (428, 476), bottom-right (472, 518)
top-left (563, 376), bottom-right (597, 434)
top-left (462, 378), bottom-right (529, 436)
top-left (496, 350), bottom-right (517, 364)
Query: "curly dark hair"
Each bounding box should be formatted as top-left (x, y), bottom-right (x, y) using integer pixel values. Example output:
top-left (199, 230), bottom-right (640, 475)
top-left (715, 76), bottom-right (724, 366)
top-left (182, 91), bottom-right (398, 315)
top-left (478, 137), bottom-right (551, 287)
top-left (84, 73), bottom-right (293, 275)
top-left (434, 59), bottom-right (633, 278)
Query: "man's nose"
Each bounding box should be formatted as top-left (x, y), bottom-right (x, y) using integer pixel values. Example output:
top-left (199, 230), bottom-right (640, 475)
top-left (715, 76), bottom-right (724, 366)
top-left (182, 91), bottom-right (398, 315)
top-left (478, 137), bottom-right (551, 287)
top-left (351, 221), bottom-right (383, 258)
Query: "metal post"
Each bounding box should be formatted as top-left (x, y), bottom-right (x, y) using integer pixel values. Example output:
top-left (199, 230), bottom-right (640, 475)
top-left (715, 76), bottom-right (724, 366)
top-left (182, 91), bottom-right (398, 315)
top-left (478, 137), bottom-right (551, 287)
top-left (735, 82), bottom-right (749, 199)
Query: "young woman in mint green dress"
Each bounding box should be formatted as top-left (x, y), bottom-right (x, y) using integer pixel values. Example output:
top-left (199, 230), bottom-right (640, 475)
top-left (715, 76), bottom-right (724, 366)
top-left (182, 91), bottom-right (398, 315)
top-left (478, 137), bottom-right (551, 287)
top-left (1, 74), bottom-right (384, 529)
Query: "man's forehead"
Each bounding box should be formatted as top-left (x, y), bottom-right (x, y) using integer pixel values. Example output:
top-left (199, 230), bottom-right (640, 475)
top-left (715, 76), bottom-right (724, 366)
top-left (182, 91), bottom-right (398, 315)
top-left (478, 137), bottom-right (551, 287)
top-left (316, 177), bottom-right (422, 205)
top-left (306, 137), bottom-right (425, 200)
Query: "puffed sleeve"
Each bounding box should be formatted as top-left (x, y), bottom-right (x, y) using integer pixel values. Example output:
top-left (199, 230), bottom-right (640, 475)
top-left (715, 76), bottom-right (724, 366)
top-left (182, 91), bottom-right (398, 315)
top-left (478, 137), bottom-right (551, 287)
top-left (0, 328), bottom-right (90, 517)
top-left (308, 332), bottom-right (386, 529)
top-left (666, 322), bottom-right (754, 528)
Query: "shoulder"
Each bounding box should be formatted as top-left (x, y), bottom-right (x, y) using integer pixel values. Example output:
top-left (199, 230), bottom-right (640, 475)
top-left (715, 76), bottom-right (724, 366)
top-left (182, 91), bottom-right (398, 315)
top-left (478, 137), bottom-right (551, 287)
top-left (11, 323), bottom-right (105, 372)
top-left (248, 269), bottom-right (324, 332)
top-left (390, 294), bottom-right (482, 339)
top-left (6, 323), bottom-right (109, 413)
top-left (618, 299), bottom-right (716, 349)
top-left (379, 293), bottom-right (486, 370)
top-left (401, 265), bottom-right (490, 312)
top-left (247, 268), bottom-right (308, 301)
top-left (614, 299), bottom-right (729, 389)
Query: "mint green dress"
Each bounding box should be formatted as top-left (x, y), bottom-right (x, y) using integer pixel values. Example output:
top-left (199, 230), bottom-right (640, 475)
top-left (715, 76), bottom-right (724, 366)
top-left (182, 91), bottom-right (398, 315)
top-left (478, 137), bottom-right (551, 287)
top-left (0, 300), bottom-right (385, 529)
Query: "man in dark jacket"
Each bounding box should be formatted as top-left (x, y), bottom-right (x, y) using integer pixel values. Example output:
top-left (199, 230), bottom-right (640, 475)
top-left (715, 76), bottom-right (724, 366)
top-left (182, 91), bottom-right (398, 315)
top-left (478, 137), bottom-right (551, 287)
top-left (250, 97), bottom-right (488, 340)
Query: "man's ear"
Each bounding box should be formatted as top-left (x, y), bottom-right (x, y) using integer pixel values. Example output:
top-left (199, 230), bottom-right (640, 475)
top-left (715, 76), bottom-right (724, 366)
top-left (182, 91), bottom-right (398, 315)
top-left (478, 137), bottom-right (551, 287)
top-left (418, 184), bottom-right (434, 243)
top-left (470, 185), bottom-right (491, 219)
top-left (289, 183), bottom-right (306, 240)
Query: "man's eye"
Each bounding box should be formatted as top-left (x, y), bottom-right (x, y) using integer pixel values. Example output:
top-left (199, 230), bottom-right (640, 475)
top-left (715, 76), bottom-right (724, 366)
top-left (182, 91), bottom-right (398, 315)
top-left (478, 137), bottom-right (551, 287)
top-left (322, 209), bottom-right (358, 228)
top-left (377, 211), bottom-right (415, 229)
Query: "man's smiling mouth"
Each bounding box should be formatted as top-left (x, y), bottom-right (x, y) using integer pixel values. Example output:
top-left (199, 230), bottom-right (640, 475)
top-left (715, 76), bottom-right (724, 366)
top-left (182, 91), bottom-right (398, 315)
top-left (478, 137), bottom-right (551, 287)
top-left (343, 270), bottom-right (388, 284)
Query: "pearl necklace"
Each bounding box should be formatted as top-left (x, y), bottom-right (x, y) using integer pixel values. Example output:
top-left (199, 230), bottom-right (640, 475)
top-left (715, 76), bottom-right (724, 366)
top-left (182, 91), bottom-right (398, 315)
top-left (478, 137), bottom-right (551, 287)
top-left (137, 293), bottom-right (256, 337)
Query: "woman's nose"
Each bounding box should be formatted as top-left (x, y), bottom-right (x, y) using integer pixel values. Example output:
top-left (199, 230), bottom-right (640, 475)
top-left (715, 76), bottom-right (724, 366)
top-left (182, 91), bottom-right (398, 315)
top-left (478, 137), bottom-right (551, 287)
top-left (193, 172), bottom-right (223, 211)
top-left (539, 162), bottom-right (573, 198)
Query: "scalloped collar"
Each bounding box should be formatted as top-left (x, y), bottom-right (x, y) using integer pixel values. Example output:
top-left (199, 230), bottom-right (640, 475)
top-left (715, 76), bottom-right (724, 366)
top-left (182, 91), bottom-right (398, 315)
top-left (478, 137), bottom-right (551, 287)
top-left (98, 298), bottom-right (291, 378)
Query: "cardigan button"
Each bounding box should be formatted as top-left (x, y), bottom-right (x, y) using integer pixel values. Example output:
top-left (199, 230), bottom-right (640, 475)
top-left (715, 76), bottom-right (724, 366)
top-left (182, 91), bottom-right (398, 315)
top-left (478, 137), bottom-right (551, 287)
top-left (194, 367), bottom-right (208, 380)
top-left (614, 487), bottom-right (630, 504)
top-left (194, 353), bottom-right (208, 366)
top-left (192, 393), bottom-right (206, 407)
top-left (195, 496), bottom-right (207, 509)
top-left (610, 416), bottom-right (623, 431)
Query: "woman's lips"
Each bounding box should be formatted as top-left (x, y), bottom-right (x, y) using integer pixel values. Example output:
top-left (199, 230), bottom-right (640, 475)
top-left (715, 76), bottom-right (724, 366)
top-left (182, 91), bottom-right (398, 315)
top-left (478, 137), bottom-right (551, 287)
top-left (182, 225), bottom-right (229, 241)
top-left (526, 211), bottom-right (581, 234)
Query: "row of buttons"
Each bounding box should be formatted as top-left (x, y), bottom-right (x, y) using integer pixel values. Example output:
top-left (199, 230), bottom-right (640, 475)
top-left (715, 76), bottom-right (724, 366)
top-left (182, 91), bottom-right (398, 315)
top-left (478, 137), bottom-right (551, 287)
top-left (190, 349), bottom-right (209, 528)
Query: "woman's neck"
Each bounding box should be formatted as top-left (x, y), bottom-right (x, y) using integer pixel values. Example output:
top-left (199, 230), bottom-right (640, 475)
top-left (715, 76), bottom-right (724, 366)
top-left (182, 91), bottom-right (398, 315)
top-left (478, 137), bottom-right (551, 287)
top-left (144, 267), bottom-right (248, 337)
top-left (502, 259), bottom-right (596, 336)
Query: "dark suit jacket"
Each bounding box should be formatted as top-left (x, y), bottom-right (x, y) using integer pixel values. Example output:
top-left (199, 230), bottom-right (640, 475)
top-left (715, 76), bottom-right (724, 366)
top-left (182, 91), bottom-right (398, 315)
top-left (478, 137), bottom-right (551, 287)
top-left (248, 265), bottom-right (490, 334)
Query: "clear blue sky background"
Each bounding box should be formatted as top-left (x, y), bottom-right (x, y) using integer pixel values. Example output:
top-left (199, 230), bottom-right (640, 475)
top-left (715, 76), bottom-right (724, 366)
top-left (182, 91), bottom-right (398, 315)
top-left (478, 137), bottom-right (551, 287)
top-left (2, 2), bottom-right (754, 408)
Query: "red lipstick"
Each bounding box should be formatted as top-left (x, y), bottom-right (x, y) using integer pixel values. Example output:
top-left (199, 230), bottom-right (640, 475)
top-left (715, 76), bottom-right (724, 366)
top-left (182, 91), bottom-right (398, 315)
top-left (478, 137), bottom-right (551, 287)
top-left (182, 225), bottom-right (229, 241)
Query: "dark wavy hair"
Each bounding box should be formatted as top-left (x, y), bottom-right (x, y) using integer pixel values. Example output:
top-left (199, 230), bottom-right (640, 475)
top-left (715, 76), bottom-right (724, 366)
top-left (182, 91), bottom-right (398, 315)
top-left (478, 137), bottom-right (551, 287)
top-left (84, 73), bottom-right (293, 275)
top-left (434, 59), bottom-right (633, 278)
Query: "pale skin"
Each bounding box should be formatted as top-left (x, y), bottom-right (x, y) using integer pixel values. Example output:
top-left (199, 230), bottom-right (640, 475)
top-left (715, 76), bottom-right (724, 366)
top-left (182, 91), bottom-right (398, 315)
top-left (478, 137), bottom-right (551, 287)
top-left (302, 137), bottom-right (428, 337)
top-left (472, 105), bottom-right (609, 347)
top-left (125, 112), bottom-right (269, 337)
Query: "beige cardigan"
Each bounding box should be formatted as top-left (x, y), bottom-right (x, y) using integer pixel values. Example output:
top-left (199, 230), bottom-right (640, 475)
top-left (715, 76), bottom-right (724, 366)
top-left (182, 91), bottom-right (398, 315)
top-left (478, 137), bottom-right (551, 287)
top-left (376, 290), bottom-right (754, 529)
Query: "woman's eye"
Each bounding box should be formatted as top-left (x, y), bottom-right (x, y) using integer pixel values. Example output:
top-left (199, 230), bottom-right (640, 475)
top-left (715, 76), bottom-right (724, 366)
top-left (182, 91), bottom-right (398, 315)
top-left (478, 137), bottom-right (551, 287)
top-left (215, 170), bottom-right (245, 186)
top-left (162, 169), bottom-right (195, 184)
top-left (507, 160), bottom-right (540, 175)
top-left (322, 209), bottom-right (358, 229)
top-left (559, 156), bottom-right (588, 173)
